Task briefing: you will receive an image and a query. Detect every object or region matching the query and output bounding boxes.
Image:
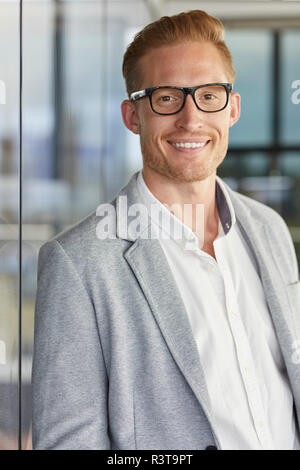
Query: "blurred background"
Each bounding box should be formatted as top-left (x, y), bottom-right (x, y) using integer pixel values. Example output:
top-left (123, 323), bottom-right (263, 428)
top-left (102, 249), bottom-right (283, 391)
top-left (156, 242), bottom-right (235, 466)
top-left (0, 0), bottom-right (299, 450)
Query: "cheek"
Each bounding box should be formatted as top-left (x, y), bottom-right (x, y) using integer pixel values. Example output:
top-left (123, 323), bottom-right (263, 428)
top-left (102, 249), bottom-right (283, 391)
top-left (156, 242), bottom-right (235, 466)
top-left (142, 118), bottom-right (171, 142)
top-left (212, 115), bottom-right (231, 140)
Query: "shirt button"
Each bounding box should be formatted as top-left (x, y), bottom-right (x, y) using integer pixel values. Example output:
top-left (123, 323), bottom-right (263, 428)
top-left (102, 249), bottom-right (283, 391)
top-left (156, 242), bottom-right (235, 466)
top-left (244, 366), bottom-right (251, 373)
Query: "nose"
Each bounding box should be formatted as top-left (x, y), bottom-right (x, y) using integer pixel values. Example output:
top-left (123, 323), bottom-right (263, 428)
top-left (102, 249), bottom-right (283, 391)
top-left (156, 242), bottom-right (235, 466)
top-left (175, 94), bottom-right (204, 131)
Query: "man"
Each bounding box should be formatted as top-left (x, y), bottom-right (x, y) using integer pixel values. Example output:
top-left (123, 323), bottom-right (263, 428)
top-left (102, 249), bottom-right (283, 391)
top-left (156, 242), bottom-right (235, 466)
top-left (32, 10), bottom-right (300, 450)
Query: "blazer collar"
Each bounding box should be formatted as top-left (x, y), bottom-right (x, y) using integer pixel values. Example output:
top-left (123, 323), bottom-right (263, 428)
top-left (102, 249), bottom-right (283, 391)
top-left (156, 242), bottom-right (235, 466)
top-left (116, 171), bottom-right (238, 242)
top-left (116, 172), bottom-right (147, 241)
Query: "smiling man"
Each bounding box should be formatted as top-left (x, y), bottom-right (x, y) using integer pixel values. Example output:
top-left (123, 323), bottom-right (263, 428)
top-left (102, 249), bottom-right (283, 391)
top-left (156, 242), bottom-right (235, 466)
top-left (121, 38), bottom-right (240, 258)
top-left (32, 10), bottom-right (300, 450)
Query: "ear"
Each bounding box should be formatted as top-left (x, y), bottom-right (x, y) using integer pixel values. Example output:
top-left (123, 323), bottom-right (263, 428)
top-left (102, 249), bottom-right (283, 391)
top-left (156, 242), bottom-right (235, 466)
top-left (229, 92), bottom-right (241, 128)
top-left (121, 99), bottom-right (140, 135)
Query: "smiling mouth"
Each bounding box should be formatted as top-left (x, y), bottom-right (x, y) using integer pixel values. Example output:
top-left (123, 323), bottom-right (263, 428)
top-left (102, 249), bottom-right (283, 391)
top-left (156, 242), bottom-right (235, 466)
top-left (167, 140), bottom-right (211, 151)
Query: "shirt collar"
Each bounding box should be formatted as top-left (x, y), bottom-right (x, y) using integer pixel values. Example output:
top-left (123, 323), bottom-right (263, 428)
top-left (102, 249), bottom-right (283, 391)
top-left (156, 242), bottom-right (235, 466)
top-left (136, 170), bottom-right (236, 250)
top-left (215, 174), bottom-right (236, 234)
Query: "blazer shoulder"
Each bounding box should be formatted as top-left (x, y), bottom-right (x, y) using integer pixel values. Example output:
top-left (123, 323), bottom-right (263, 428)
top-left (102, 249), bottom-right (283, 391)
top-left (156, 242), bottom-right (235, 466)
top-left (38, 197), bottom-right (127, 265)
top-left (54, 209), bottom-right (100, 246)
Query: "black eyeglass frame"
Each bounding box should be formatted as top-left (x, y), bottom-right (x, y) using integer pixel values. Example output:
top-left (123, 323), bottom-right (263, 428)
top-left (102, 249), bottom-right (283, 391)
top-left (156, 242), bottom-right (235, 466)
top-left (129, 83), bottom-right (233, 115)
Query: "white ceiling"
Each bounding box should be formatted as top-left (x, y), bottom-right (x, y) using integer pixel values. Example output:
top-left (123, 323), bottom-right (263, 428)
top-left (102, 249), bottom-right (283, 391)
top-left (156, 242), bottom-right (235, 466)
top-left (157, 0), bottom-right (300, 19)
top-left (3, 1), bottom-right (299, 29)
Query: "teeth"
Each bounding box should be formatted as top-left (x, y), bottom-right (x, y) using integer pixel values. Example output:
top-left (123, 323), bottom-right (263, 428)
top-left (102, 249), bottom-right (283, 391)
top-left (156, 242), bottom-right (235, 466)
top-left (173, 142), bottom-right (206, 148)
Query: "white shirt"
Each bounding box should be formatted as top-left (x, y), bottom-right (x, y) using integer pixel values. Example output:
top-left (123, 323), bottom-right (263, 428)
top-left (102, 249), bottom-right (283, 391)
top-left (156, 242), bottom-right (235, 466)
top-left (137, 170), bottom-right (300, 450)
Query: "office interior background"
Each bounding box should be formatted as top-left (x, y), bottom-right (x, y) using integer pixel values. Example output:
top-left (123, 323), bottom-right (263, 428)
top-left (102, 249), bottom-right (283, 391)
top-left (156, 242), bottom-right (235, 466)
top-left (0, 0), bottom-right (300, 450)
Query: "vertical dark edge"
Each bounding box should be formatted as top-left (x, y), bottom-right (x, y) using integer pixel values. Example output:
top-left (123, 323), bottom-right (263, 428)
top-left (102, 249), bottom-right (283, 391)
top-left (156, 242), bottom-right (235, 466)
top-left (54, 0), bottom-right (63, 180)
top-left (18, 0), bottom-right (23, 451)
top-left (271, 29), bottom-right (280, 174)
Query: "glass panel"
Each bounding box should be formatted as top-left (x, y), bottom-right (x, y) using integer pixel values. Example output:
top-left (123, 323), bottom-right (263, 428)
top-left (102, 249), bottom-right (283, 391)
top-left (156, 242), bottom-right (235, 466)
top-left (226, 30), bottom-right (273, 147)
top-left (280, 31), bottom-right (300, 145)
top-left (0, 0), bottom-right (20, 451)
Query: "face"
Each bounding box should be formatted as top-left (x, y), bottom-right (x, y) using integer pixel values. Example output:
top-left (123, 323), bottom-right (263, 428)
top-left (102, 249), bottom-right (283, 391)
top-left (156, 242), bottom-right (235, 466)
top-left (121, 41), bottom-right (240, 183)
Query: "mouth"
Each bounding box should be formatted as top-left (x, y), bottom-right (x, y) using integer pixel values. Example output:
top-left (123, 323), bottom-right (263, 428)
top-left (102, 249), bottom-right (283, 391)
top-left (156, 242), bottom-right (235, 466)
top-left (167, 139), bottom-right (211, 153)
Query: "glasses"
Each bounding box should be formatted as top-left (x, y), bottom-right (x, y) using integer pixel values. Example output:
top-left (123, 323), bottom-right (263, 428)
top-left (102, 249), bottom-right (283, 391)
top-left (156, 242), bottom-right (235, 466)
top-left (130, 83), bottom-right (233, 115)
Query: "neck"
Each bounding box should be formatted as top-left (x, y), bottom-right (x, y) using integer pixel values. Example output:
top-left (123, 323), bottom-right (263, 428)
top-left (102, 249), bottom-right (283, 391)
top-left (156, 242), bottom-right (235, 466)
top-left (142, 167), bottom-right (219, 241)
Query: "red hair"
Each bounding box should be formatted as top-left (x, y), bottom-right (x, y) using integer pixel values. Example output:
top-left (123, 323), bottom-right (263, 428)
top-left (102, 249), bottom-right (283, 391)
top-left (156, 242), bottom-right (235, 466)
top-left (122, 10), bottom-right (235, 97)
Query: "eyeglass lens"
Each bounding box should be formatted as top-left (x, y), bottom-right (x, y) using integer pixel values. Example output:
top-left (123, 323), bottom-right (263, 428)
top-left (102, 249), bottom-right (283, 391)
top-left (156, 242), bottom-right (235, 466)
top-left (151, 85), bottom-right (227, 114)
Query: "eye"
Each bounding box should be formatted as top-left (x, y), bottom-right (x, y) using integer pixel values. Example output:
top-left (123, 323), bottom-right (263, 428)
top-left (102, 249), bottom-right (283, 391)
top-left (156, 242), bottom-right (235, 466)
top-left (203, 93), bottom-right (215, 100)
top-left (159, 95), bottom-right (176, 102)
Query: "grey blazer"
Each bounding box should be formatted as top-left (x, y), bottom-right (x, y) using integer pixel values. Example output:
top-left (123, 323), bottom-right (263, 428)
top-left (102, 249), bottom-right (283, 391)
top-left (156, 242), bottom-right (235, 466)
top-left (32, 171), bottom-right (300, 450)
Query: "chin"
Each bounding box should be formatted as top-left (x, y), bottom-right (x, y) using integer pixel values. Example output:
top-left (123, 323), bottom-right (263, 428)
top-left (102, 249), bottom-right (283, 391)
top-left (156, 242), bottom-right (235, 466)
top-left (173, 168), bottom-right (216, 183)
top-left (149, 162), bottom-right (216, 183)
top-left (142, 144), bottom-right (227, 183)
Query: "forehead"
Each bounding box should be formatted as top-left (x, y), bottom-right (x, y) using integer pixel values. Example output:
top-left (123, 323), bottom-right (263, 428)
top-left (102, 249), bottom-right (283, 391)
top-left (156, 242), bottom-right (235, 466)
top-left (138, 41), bottom-right (229, 88)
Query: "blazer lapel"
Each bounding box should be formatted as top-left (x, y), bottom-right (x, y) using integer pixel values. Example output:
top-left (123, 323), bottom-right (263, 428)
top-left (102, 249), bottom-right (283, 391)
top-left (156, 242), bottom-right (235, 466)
top-left (230, 190), bottom-right (300, 415)
top-left (124, 237), bottom-right (219, 440)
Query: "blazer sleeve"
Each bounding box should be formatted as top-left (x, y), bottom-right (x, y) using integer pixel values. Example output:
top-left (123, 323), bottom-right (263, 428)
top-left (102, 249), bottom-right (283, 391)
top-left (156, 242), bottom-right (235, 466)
top-left (31, 239), bottom-right (111, 449)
